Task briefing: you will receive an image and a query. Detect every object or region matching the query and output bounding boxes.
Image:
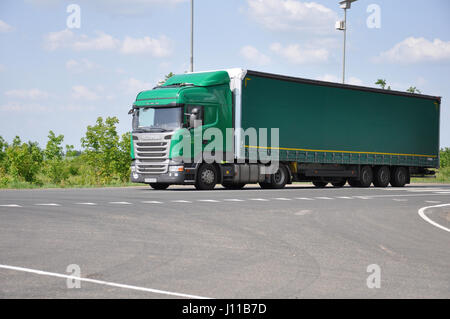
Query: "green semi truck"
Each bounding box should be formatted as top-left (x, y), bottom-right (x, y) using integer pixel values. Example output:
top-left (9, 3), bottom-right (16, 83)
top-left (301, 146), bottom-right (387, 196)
top-left (129, 69), bottom-right (440, 190)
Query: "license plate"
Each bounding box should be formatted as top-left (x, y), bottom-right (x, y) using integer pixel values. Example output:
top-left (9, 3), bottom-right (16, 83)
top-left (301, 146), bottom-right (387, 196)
top-left (145, 178), bottom-right (157, 183)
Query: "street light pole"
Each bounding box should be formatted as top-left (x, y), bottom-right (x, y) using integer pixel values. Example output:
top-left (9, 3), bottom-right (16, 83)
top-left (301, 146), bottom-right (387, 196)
top-left (342, 7), bottom-right (347, 84)
top-left (190, 0), bottom-right (194, 73)
top-left (337, 0), bottom-right (357, 84)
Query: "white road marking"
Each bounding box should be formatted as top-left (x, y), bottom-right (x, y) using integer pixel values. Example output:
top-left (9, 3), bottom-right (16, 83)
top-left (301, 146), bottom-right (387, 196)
top-left (0, 264), bottom-right (210, 299)
top-left (315, 197), bottom-right (333, 200)
top-left (75, 203), bottom-right (97, 206)
top-left (109, 202), bottom-right (132, 205)
top-left (35, 203), bottom-right (60, 207)
top-left (171, 200), bottom-right (192, 203)
top-left (435, 191), bottom-right (450, 194)
top-left (223, 199), bottom-right (244, 202)
top-left (141, 201), bottom-right (163, 204)
top-left (426, 201), bottom-right (442, 204)
top-left (337, 197), bottom-right (353, 199)
top-left (197, 200), bottom-right (220, 203)
top-left (295, 197), bottom-right (314, 201)
top-left (250, 198), bottom-right (269, 201)
top-left (418, 204), bottom-right (450, 233)
top-left (353, 196), bottom-right (370, 200)
top-left (0, 204), bottom-right (22, 207)
top-left (273, 198), bottom-right (291, 201)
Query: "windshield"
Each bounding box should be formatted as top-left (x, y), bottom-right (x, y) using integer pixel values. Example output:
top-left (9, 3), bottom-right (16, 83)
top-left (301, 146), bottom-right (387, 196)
top-left (133, 106), bottom-right (182, 132)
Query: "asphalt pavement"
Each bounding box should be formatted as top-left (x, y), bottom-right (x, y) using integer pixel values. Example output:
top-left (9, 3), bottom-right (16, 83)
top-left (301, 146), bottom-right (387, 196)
top-left (0, 184), bottom-right (449, 298)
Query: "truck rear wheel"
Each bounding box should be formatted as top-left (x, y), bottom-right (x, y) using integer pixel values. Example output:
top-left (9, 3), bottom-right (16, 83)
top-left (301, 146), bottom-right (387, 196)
top-left (373, 166), bottom-right (390, 187)
top-left (390, 167), bottom-right (408, 187)
top-left (313, 181), bottom-right (328, 188)
top-left (222, 183), bottom-right (246, 190)
top-left (259, 165), bottom-right (289, 189)
top-left (360, 166), bottom-right (373, 188)
top-left (195, 164), bottom-right (218, 190)
top-left (149, 183), bottom-right (170, 190)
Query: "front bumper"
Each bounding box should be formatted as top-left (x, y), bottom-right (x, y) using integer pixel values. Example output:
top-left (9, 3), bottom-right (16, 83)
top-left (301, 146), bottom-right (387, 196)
top-left (130, 164), bottom-right (197, 185)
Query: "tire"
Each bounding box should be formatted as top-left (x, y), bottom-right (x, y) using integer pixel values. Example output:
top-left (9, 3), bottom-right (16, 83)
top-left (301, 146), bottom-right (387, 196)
top-left (359, 166), bottom-right (373, 188)
top-left (348, 179), bottom-right (361, 187)
top-left (222, 183), bottom-right (246, 190)
top-left (195, 164), bottom-right (218, 190)
top-left (332, 180), bottom-right (346, 188)
top-left (313, 181), bottom-right (328, 188)
top-left (149, 183), bottom-right (170, 190)
top-left (270, 165), bottom-right (289, 189)
top-left (373, 166), bottom-right (390, 188)
top-left (390, 167), bottom-right (408, 187)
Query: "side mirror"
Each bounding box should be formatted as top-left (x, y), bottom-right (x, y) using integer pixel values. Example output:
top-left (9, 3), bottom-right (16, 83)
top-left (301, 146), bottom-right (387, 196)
top-left (128, 108), bottom-right (135, 115)
top-left (189, 108), bottom-right (200, 129)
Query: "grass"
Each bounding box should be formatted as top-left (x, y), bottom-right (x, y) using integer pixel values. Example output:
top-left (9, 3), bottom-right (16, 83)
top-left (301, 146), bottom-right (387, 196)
top-left (412, 167), bottom-right (450, 184)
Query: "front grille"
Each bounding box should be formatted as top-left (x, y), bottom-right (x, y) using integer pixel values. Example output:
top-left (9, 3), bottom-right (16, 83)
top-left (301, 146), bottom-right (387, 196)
top-left (135, 138), bottom-right (170, 174)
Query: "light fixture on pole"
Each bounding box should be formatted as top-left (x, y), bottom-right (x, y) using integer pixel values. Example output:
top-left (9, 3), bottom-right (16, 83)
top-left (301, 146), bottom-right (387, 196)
top-left (190, 0), bottom-right (194, 72)
top-left (336, 0), bottom-right (357, 84)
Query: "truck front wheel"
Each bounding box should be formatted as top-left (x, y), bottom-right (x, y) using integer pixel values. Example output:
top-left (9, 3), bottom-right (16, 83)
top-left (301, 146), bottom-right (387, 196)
top-left (195, 164), bottom-right (218, 190)
top-left (149, 183), bottom-right (170, 190)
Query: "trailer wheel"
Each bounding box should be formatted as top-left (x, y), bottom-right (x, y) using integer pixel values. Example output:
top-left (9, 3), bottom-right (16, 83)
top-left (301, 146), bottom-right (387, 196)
top-left (390, 167), bottom-right (408, 187)
top-left (195, 164), bottom-right (217, 190)
top-left (373, 166), bottom-right (390, 187)
top-left (222, 183), bottom-right (246, 190)
top-left (359, 166), bottom-right (373, 188)
top-left (149, 183), bottom-right (170, 190)
top-left (332, 180), bottom-right (347, 188)
top-left (313, 181), bottom-right (328, 188)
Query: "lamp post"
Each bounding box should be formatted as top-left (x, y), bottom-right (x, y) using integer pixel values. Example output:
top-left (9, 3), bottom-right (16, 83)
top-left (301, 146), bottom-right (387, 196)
top-left (336, 0), bottom-right (357, 84)
top-left (190, 0), bottom-right (194, 72)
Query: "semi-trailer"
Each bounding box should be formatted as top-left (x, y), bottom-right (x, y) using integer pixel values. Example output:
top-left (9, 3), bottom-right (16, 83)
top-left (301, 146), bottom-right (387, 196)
top-left (129, 69), bottom-right (440, 190)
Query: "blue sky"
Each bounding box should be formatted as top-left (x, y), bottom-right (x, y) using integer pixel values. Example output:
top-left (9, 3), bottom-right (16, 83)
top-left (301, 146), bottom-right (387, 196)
top-left (0, 0), bottom-right (449, 149)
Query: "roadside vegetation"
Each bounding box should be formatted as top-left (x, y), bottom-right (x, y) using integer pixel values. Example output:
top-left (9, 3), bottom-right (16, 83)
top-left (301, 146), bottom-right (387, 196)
top-left (0, 116), bottom-right (137, 189)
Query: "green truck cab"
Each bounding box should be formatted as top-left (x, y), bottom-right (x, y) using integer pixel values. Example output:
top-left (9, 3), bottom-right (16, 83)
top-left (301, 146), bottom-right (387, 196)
top-left (129, 69), bottom-right (441, 190)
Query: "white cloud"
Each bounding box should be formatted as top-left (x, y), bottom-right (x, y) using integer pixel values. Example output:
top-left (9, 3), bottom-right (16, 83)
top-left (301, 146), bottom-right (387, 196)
top-left (71, 85), bottom-right (99, 100)
top-left (240, 45), bottom-right (271, 65)
top-left (78, 0), bottom-right (188, 15)
top-left (44, 29), bottom-right (120, 51)
top-left (66, 59), bottom-right (98, 73)
top-left (0, 20), bottom-right (13, 33)
top-left (376, 37), bottom-right (450, 64)
top-left (122, 78), bottom-right (152, 94)
top-left (0, 102), bottom-right (50, 112)
top-left (4, 88), bottom-right (50, 100)
top-left (270, 42), bottom-right (329, 64)
top-left (317, 74), bottom-right (363, 86)
top-left (120, 35), bottom-right (172, 57)
top-left (44, 29), bottom-right (173, 57)
top-left (246, 0), bottom-right (338, 34)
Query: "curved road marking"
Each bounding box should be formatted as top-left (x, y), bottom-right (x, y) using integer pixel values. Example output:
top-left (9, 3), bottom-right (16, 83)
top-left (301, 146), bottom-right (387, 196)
top-left (418, 204), bottom-right (450, 233)
top-left (0, 264), bottom-right (210, 299)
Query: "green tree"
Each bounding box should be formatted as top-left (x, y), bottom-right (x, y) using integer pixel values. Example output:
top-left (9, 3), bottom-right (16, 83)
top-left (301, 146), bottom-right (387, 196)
top-left (81, 116), bottom-right (123, 183)
top-left (6, 136), bottom-right (43, 183)
top-left (407, 86), bottom-right (421, 94)
top-left (375, 79), bottom-right (391, 90)
top-left (440, 148), bottom-right (450, 168)
top-left (44, 131), bottom-right (66, 184)
top-left (0, 136), bottom-right (7, 167)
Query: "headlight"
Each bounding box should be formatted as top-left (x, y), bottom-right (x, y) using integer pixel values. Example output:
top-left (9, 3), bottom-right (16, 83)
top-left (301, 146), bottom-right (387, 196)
top-left (169, 165), bottom-right (184, 172)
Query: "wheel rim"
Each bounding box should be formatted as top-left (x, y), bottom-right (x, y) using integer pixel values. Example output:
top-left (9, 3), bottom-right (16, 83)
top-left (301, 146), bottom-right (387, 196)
top-left (201, 169), bottom-right (215, 184)
top-left (273, 168), bottom-right (285, 184)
